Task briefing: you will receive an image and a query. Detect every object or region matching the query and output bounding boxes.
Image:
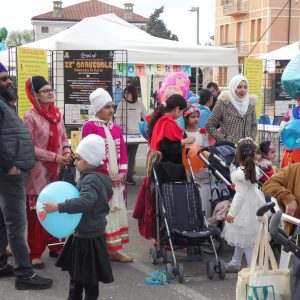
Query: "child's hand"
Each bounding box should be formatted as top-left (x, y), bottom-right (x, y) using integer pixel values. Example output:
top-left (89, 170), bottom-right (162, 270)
top-left (285, 200), bottom-right (298, 216)
top-left (43, 202), bottom-right (58, 213)
top-left (226, 215), bottom-right (234, 223)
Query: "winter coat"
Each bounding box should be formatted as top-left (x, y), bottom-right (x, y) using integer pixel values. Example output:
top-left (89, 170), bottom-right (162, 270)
top-left (206, 91), bottom-right (258, 144)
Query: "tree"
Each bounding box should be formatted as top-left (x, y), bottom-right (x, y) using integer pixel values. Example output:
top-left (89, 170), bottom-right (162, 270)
top-left (143, 6), bottom-right (179, 41)
top-left (6, 29), bottom-right (34, 47)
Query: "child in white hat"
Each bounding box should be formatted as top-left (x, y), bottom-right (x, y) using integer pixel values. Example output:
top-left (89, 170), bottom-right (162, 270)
top-left (43, 134), bottom-right (114, 299)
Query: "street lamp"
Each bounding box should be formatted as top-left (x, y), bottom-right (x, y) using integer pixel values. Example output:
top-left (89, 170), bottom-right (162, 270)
top-left (189, 6), bottom-right (200, 94)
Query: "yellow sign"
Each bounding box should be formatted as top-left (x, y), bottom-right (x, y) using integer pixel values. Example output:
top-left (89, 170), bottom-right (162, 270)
top-left (17, 47), bottom-right (48, 119)
top-left (244, 58), bottom-right (263, 119)
top-left (70, 131), bottom-right (81, 153)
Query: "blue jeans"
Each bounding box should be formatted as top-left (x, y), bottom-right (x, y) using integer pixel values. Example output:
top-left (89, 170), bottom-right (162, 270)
top-left (0, 171), bottom-right (34, 277)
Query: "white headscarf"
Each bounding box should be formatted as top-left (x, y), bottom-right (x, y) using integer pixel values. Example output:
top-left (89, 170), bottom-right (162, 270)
top-left (89, 88), bottom-right (112, 114)
top-left (228, 74), bottom-right (249, 116)
top-left (76, 134), bottom-right (105, 166)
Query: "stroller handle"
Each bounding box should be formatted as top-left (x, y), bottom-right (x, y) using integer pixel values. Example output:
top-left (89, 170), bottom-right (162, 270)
top-left (256, 202), bottom-right (275, 217)
top-left (269, 210), bottom-right (300, 259)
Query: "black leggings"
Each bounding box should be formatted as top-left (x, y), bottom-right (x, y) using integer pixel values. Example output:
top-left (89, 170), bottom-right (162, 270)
top-left (68, 279), bottom-right (99, 300)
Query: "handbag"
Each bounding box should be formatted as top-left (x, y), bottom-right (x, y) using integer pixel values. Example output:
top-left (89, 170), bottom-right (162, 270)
top-left (58, 151), bottom-right (76, 186)
top-left (236, 217), bottom-right (290, 300)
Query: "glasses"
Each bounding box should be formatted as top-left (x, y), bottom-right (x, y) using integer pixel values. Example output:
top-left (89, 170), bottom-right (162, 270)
top-left (39, 88), bottom-right (56, 94)
top-left (0, 76), bottom-right (12, 82)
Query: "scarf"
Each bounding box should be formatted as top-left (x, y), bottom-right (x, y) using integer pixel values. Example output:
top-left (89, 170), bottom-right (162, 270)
top-left (25, 79), bottom-right (61, 182)
top-left (228, 74), bottom-right (250, 117)
top-left (83, 117), bottom-right (124, 212)
top-left (150, 114), bottom-right (183, 151)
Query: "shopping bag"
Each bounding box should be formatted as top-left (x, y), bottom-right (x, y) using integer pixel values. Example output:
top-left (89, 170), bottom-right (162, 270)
top-left (248, 220), bottom-right (290, 300)
top-left (236, 217), bottom-right (291, 300)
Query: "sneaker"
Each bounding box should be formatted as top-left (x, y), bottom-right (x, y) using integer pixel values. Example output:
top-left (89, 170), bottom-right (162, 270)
top-left (126, 176), bottom-right (136, 185)
top-left (0, 264), bottom-right (15, 277)
top-left (15, 274), bottom-right (53, 290)
top-left (224, 263), bottom-right (241, 273)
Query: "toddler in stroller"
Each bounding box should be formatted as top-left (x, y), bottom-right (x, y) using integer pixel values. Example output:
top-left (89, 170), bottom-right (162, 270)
top-left (150, 154), bottom-right (226, 282)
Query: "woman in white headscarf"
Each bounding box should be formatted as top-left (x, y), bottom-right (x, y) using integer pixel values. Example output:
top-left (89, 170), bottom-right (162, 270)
top-left (81, 88), bottom-right (134, 263)
top-left (206, 75), bottom-right (258, 144)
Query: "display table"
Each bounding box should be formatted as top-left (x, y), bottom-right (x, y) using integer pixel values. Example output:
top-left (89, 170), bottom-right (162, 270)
top-left (124, 134), bottom-right (147, 145)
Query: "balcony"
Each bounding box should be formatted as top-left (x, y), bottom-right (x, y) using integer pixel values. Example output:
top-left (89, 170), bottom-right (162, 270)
top-left (221, 41), bottom-right (248, 56)
top-left (223, 0), bottom-right (249, 16)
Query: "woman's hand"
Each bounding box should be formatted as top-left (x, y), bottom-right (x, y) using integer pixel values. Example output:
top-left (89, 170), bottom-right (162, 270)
top-left (55, 154), bottom-right (69, 166)
top-left (181, 136), bottom-right (196, 146)
top-left (43, 201), bottom-right (58, 213)
top-left (285, 200), bottom-right (298, 216)
top-left (111, 174), bottom-right (125, 187)
top-left (226, 215), bottom-right (234, 223)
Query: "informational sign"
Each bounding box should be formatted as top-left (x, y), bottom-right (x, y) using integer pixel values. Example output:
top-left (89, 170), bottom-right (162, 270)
top-left (243, 58), bottom-right (263, 119)
top-left (274, 60), bottom-right (293, 117)
top-left (63, 50), bottom-right (114, 125)
top-left (117, 63), bottom-right (192, 77)
top-left (17, 47), bottom-right (48, 119)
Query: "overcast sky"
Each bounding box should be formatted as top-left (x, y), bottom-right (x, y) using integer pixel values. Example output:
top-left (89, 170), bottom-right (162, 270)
top-left (1, 0), bottom-right (215, 45)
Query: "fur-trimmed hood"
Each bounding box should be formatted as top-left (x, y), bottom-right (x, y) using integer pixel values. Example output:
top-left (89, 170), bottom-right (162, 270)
top-left (218, 91), bottom-right (258, 106)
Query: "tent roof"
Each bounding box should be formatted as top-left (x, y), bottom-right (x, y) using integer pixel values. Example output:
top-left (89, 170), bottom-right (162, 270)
top-left (24, 14), bottom-right (238, 67)
top-left (259, 41), bottom-right (300, 60)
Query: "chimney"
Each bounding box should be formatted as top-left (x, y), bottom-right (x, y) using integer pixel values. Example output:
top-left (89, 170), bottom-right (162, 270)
top-left (124, 3), bottom-right (134, 21)
top-left (53, 1), bottom-right (63, 18)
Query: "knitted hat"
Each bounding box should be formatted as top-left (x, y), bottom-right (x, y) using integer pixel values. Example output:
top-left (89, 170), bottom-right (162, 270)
top-left (89, 88), bottom-right (112, 114)
top-left (31, 76), bottom-right (49, 93)
top-left (0, 62), bottom-right (7, 73)
top-left (76, 134), bottom-right (106, 167)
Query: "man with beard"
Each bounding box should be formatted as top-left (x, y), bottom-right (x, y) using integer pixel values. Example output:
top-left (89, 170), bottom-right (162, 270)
top-left (0, 62), bottom-right (53, 290)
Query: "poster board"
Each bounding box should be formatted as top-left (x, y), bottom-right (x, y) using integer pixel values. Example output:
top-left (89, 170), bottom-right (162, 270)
top-left (17, 47), bottom-right (48, 119)
top-left (244, 58), bottom-right (263, 119)
top-left (63, 50), bottom-right (114, 125)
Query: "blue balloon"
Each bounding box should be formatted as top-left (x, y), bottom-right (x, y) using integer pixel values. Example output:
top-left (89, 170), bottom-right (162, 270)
top-left (281, 119), bottom-right (300, 150)
top-left (36, 181), bottom-right (82, 238)
top-left (138, 121), bottom-right (148, 140)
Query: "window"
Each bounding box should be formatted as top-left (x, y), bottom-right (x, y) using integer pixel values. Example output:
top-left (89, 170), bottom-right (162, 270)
top-left (256, 18), bottom-right (262, 41)
top-left (220, 25), bottom-right (224, 44)
top-left (41, 26), bottom-right (49, 33)
top-left (250, 20), bottom-right (255, 42)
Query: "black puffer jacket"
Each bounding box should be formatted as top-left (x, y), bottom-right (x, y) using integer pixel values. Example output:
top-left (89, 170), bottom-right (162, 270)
top-left (0, 97), bottom-right (35, 172)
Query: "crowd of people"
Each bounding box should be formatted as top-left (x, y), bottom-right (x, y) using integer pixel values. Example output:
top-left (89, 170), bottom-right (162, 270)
top-left (1, 61), bottom-right (300, 298)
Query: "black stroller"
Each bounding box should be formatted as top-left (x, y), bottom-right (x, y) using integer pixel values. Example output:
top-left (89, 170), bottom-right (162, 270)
top-left (150, 152), bottom-right (226, 283)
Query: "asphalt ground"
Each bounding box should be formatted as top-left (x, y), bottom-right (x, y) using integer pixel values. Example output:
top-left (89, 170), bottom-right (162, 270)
top-left (0, 144), bottom-right (239, 300)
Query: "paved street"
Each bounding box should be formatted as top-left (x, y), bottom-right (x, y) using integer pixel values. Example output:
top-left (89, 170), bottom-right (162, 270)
top-left (0, 145), bottom-right (238, 300)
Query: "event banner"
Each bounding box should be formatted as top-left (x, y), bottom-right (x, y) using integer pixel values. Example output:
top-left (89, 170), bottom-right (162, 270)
top-left (243, 58), bottom-right (263, 119)
top-left (63, 50), bottom-right (113, 125)
top-left (17, 47), bottom-right (48, 119)
top-left (116, 63), bottom-right (192, 77)
top-left (274, 60), bottom-right (293, 117)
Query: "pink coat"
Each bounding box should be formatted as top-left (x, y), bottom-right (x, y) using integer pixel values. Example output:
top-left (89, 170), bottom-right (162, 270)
top-left (81, 120), bottom-right (128, 175)
top-left (23, 108), bottom-right (70, 198)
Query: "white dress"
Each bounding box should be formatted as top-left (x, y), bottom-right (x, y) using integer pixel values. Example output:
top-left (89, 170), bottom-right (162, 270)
top-left (221, 166), bottom-right (265, 248)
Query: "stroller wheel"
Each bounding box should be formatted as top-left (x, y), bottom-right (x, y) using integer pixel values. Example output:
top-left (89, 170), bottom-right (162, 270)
top-left (215, 259), bottom-right (226, 280)
top-left (160, 247), bottom-right (168, 263)
top-left (177, 263), bottom-right (184, 283)
top-left (150, 248), bottom-right (158, 265)
top-left (166, 263), bottom-right (173, 280)
top-left (207, 260), bottom-right (214, 280)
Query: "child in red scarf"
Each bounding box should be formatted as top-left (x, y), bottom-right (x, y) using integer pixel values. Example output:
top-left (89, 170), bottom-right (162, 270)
top-left (147, 94), bottom-right (195, 163)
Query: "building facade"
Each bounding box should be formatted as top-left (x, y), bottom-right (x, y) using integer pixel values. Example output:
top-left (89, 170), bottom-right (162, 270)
top-left (31, 0), bottom-right (148, 41)
top-left (214, 0), bottom-right (300, 85)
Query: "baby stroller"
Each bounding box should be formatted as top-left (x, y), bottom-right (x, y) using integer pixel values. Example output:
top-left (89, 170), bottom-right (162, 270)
top-left (150, 152), bottom-right (226, 283)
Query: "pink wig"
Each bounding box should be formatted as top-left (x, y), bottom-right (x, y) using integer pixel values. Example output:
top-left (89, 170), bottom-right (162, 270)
top-left (158, 72), bottom-right (190, 103)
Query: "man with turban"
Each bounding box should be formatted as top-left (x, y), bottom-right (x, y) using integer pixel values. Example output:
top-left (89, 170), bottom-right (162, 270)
top-left (0, 63), bottom-right (53, 290)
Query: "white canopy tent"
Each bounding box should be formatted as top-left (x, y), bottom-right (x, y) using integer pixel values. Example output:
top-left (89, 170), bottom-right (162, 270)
top-left (0, 14), bottom-right (238, 111)
top-left (259, 41), bottom-right (300, 60)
